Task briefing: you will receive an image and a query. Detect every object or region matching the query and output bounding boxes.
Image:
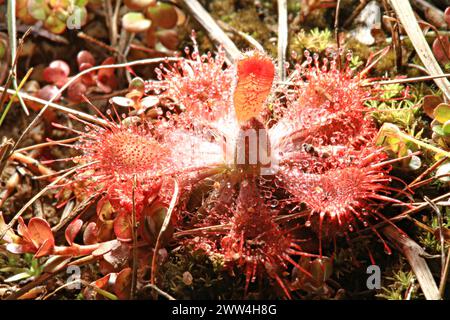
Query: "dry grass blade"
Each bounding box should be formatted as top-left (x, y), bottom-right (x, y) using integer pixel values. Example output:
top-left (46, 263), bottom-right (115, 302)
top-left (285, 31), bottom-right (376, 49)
top-left (277, 0), bottom-right (288, 81)
top-left (388, 0), bottom-right (450, 100)
top-left (383, 225), bottom-right (441, 300)
top-left (181, 0), bottom-right (242, 63)
top-left (143, 283), bottom-right (176, 300)
top-left (150, 179), bottom-right (179, 286)
top-left (130, 175), bottom-right (138, 300)
top-left (440, 247), bottom-right (450, 297)
top-left (6, 0), bottom-right (29, 116)
top-left (0, 86), bottom-right (108, 126)
top-left (217, 21), bottom-right (265, 52)
top-left (424, 196), bottom-right (446, 280)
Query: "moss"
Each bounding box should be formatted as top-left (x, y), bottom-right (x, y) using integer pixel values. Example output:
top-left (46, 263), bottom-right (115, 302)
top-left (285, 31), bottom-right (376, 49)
top-left (159, 247), bottom-right (246, 299)
top-left (290, 28), bottom-right (334, 54)
top-left (418, 206), bottom-right (450, 254)
top-left (377, 262), bottom-right (422, 300)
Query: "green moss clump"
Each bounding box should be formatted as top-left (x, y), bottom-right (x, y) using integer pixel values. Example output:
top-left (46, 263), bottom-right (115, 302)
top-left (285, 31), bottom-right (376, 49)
top-left (290, 28), bottom-right (334, 54)
top-left (159, 248), bottom-right (246, 299)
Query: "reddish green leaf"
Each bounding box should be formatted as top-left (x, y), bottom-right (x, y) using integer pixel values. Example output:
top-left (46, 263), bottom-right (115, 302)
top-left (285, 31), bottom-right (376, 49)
top-left (423, 95), bottom-right (443, 119)
top-left (27, 217), bottom-right (54, 249)
top-left (113, 211), bottom-right (132, 242)
top-left (83, 221), bottom-right (98, 245)
top-left (114, 267), bottom-right (132, 300)
top-left (145, 3), bottom-right (177, 29)
top-left (156, 29), bottom-right (179, 51)
top-left (77, 50), bottom-right (95, 67)
top-left (124, 0), bottom-right (155, 10)
top-left (65, 218), bottom-right (83, 246)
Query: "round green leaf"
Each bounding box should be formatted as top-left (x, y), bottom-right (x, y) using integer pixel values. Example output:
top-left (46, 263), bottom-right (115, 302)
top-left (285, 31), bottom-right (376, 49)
top-left (0, 39), bottom-right (7, 60)
top-left (128, 77), bottom-right (145, 95)
top-left (28, 0), bottom-right (50, 21)
top-left (432, 124), bottom-right (445, 136)
top-left (122, 12), bottom-right (152, 33)
top-left (443, 120), bottom-right (450, 136)
top-left (433, 103), bottom-right (450, 123)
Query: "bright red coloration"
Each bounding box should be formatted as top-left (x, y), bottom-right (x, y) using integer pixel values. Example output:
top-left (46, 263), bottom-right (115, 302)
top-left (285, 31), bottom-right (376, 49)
top-left (274, 52), bottom-right (377, 150)
top-left (271, 52), bottom-right (400, 239)
top-left (233, 51), bottom-right (275, 123)
top-left (34, 47), bottom-right (407, 298)
top-left (71, 116), bottom-right (170, 213)
top-left (153, 44), bottom-right (234, 122)
top-left (280, 147), bottom-right (396, 235)
top-left (187, 179), bottom-right (312, 297)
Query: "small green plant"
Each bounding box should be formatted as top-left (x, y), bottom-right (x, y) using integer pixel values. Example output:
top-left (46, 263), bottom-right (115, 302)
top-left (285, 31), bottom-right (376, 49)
top-left (368, 84), bottom-right (420, 129)
top-left (291, 28), bottom-right (333, 53)
top-left (0, 253), bottom-right (43, 283)
top-left (377, 268), bottom-right (420, 300)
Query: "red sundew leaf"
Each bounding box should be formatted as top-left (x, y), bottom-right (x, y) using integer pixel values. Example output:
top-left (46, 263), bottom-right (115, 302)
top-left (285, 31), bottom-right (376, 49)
top-left (67, 80), bottom-right (88, 102)
top-left (233, 52), bottom-right (275, 124)
top-left (36, 85), bottom-right (61, 101)
top-left (113, 267), bottom-right (132, 300)
top-left (27, 217), bottom-right (55, 249)
top-left (83, 221), bottom-right (99, 245)
top-left (65, 218), bottom-right (83, 246)
top-left (77, 50), bottom-right (95, 67)
top-left (432, 36), bottom-right (450, 65)
top-left (113, 211), bottom-right (132, 242)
